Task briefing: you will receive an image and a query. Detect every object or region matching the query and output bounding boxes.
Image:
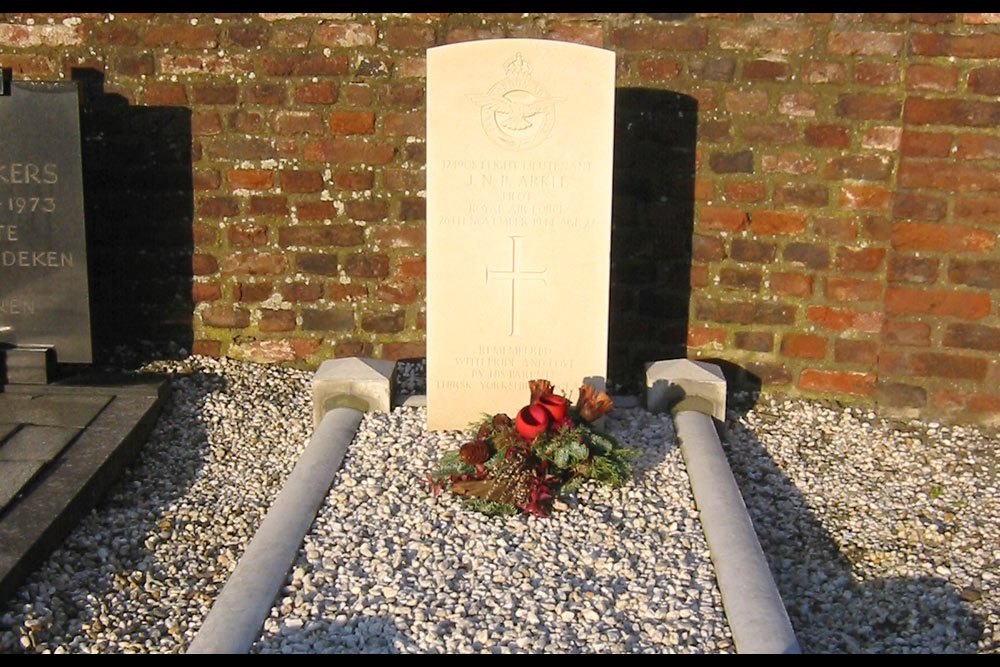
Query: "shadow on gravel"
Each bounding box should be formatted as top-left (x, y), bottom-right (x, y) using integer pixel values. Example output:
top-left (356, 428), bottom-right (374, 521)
top-left (1, 369), bottom-right (222, 653)
top-left (720, 391), bottom-right (984, 653)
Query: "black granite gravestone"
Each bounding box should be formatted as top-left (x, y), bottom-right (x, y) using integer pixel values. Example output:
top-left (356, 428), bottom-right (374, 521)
top-left (0, 80), bottom-right (92, 365)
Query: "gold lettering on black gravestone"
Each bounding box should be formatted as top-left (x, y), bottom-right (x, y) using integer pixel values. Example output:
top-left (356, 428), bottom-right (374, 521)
top-left (0, 81), bottom-right (91, 363)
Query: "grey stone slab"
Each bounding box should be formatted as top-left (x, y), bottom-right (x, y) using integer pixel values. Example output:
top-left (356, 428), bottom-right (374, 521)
top-left (0, 393), bottom-right (110, 428)
top-left (0, 460), bottom-right (44, 511)
top-left (0, 425), bottom-right (79, 462)
top-left (0, 422), bottom-right (20, 442)
top-left (646, 358), bottom-right (727, 422)
top-left (0, 380), bottom-right (168, 603)
top-left (0, 81), bottom-right (92, 363)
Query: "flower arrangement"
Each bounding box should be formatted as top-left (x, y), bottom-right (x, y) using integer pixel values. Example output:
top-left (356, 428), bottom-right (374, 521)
top-left (428, 379), bottom-right (637, 517)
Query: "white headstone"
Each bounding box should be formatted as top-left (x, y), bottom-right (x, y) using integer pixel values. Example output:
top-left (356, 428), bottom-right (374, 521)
top-left (426, 39), bottom-right (616, 430)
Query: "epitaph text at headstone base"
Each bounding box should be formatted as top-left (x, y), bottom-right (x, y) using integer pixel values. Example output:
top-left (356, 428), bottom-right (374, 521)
top-left (427, 40), bottom-right (615, 430)
top-left (0, 82), bottom-right (92, 363)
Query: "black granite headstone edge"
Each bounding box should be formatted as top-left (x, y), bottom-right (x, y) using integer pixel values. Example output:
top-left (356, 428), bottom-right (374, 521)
top-left (0, 377), bottom-right (168, 603)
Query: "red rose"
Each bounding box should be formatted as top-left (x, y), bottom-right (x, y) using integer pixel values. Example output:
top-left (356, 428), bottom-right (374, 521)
top-left (537, 393), bottom-right (568, 422)
top-left (515, 404), bottom-right (550, 441)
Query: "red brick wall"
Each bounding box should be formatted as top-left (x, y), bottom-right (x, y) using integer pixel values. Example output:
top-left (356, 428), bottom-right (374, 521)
top-left (2, 13), bottom-right (998, 423)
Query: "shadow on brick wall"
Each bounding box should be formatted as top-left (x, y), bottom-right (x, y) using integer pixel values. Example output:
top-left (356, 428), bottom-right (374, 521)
top-left (609, 89), bottom-right (696, 393)
top-left (73, 69), bottom-right (194, 363)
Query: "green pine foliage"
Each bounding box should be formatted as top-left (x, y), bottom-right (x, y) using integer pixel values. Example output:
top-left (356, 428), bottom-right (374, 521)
top-left (461, 498), bottom-right (519, 516)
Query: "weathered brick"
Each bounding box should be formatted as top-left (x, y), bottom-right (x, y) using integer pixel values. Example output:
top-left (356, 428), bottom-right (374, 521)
top-left (735, 331), bottom-right (773, 352)
top-left (259, 309), bottom-right (296, 332)
top-left (281, 170), bottom-right (323, 193)
top-left (730, 239), bottom-right (776, 263)
top-left (892, 222), bottom-right (995, 253)
top-left (826, 276), bottom-right (882, 302)
top-left (906, 64), bottom-right (958, 92)
top-left (385, 111), bottom-right (426, 137)
top-left (836, 247), bottom-right (885, 273)
top-left (304, 140), bottom-right (395, 165)
top-left (725, 182), bottom-right (766, 203)
top-left (782, 333), bottom-right (827, 359)
top-left (934, 391), bottom-right (1000, 413)
top-left (638, 58), bottom-right (680, 80)
top-left (115, 54), bottom-right (153, 76)
top-left (344, 253), bottom-right (390, 278)
top-left (692, 235), bottom-right (726, 262)
top-left (969, 67), bottom-right (1000, 95)
top-left (898, 161), bottom-right (1000, 192)
top-left (955, 134), bottom-right (1000, 160)
top-left (784, 243), bottom-right (830, 269)
top-left (771, 272), bottom-right (813, 297)
top-left (199, 197), bottom-right (239, 218)
top-left (689, 56), bottom-right (736, 81)
top-left (328, 111), bottom-right (376, 135)
top-left (862, 126), bottom-right (902, 151)
top-left (227, 170), bottom-right (273, 191)
top-left (260, 53), bottom-right (349, 76)
top-left (280, 282), bottom-right (324, 302)
top-left (690, 266), bottom-right (709, 287)
top-left (751, 211), bottom-right (807, 235)
top-left (228, 110), bottom-right (264, 133)
top-left (192, 254), bottom-right (218, 276)
top-left (900, 131), bottom-right (952, 157)
top-left (698, 206), bottom-right (749, 232)
top-left (235, 282), bottom-right (272, 303)
top-left (799, 369), bottom-right (875, 395)
top-left (878, 382), bottom-right (927, 407)
top-left (904, 98), bottom-right (1000, 127)
top-left (829, 30), bottom-right (904, 55)
top-left (774, 183), bottom-right (828, 207)
top-left (201, 306), bottom-right (249, 329)
top-left (815, 217), bottom-right (857, 241)
top-left (227, 24), bottom-right (269, 48)
top-left (383, 24), bottom-right (435, 49)
top-left (396, 256), bottom-right (425, 279)
top-left (694, 178), bottom-right (715, 201)
top-left (688, 326), bottom-right (727, 348)
top-left (272, 110), bottom-right (325, 135)
top-left (191, 112), bottom-right (222, 136)
top-left (807, 306), bottom-right (883, 333)
top-left (840, 185), bottom-right (891, 210)
top-left (375, 224), bottom-right (425, 249)
top-left (279, 225), bottom-right (363, 247)
top-left (964, 13), bottom-right (1000, 24)
top-left (192, 84), bottom-right (238, 105)
top-left (883, 320), bottom-right (931, 346)
top-left (824, 155), bottom-right (892, 181)
top-left (720, 268), bottom-right (762, 291)
top-left (302, 308), bottom-right (354, 332)
top-left (361, 310), bottom-right (405, 334)
top-left (724, 91), bottom-right (768, 114)
top-left (709, 150), bottom-right (753, 173)
top-left (855, 62), bottom-right (899, 86)
top-left (955, 196), bottom-right (1000, 223)
top-left (801, 60), bottom-right (846, 84)
top-left (716, 26), bottom-right (814, 53)
top-left (834, 339), bottom-right (878, 365)
top-left (334, 170), bottom-right (376, 190)
top-left (192, 340), bottom-right (221, 358)
top-left (246, 83), bottom-right (287, 105)
top-left (885, 286), bottom-right (990, 319)
top-left (762, 153), bottom-right (817, 175)
top-left (778, 93), bottom-right (816, 118)
top-left (144, 25), bottom-right (218, 48)
top-left (892, 193), bottom-right (946, 221)
top-left (741, 123), bottom-right (797, 144)
top-left (142, 82), bottom-right (187, 106)
top-left (295, 82), bottom-right (338, 105)
top-left (314, 23), bottom-right (377, 47)
top-left (888, 255), bottom-right (938, 284)
top-left (943, 322), bottom-right (1000, 352)
top-left (911, 32), bottom-right (1000, 58)
top-left (294, 202), bottom-right (339, 221)
top-left (376, 281), bottom-right (419, 305)
top-left (345, 200), bottom-right (388, 222)
top-left (611, 25), bottom-right (707, 50)
top-left (836, 93), bottom-right (901, 120)
top-left (296, 253), bottom-right (338, 276)
top-left (882, 352), bottom-right (988, 380)
top-left (744, 59), bottom-right (790, 80)
top-left (804, 124), bottom-right (851, 148)
top-left (742, 361), bottom-right (793, 386)
top-left (381, 341), bottom-right (427, 361)
top-left (220, 253), bottom-right (287, 276)
top-left (228, 225), bottom-right (268, 247)
top-left (948, 259), bottom-right (1000, 288)
top-left (694, 300), bottom-right (796, 325)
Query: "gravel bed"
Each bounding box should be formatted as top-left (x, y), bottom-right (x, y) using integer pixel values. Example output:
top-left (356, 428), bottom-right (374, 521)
top-left (251, 405), bottom-right (731, 654)
top-left (723, 394), bottom-right (1000, 653)
top-left (1, 357), bottom-right (999, 653)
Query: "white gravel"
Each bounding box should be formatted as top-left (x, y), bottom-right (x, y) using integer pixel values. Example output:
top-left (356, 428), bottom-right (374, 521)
top-left (1, 357), bottom-right (998, 653)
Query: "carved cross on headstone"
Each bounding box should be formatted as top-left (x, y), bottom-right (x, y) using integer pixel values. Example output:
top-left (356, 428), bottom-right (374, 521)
top-left (485, 235), bottom-right (547, 337)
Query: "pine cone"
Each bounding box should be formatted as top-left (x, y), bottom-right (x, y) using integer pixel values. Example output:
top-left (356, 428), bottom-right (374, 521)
top-left (459, 440), bottom-right (490, 465)
top-left (476, 422), bottom-right (491, 441)
top-left (492, 413), bottom-right (513, 430)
